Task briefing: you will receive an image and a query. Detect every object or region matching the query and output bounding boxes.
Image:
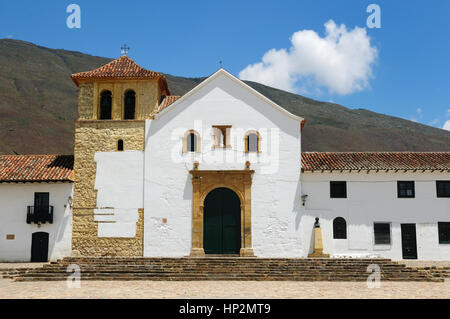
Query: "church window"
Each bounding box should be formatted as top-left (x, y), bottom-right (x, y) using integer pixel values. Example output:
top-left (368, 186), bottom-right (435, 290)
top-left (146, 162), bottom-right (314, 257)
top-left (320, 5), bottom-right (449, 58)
top-left (99, 90), bottom-right (112, 120)
top-left (187, 133), bottom-right (196, 152)
top-left (245, 131), bottom-right (260, 153)
top-left (183, 130), bottom-right (201, 153)
top-left (117, 139), bottom-right (124, 151)
top-left (213, 125), bottom-right (231, 148)
top-left (333, 217), bottom-right (347, 239)
top-left (124, 90), bottom-right (136, 120)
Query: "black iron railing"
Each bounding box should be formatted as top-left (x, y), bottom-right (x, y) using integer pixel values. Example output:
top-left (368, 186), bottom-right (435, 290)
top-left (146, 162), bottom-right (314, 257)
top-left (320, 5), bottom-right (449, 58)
top-left (26, 206), bottom-right (53, 224)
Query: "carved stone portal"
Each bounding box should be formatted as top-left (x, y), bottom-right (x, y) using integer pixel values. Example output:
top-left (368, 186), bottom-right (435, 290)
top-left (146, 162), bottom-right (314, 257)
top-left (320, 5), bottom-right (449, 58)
top-left (189, 168), bottom-right (255, 257)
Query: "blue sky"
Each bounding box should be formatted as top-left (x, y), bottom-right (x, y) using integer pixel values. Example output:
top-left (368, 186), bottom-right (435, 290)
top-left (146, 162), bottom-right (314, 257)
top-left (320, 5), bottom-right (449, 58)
top-left (1, 0), bottom-right (449, 130)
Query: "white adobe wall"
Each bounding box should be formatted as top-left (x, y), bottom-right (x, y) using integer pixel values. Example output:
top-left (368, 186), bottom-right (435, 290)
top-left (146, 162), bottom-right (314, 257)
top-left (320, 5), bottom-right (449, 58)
top-left (144, 72), bottom-right (302, 257)
top-left (0, 183), bottom-right (73, 262)
top-left (301, 172), bottom-right (450, 260)
top-left (93, 151), bottom-right (143, 237)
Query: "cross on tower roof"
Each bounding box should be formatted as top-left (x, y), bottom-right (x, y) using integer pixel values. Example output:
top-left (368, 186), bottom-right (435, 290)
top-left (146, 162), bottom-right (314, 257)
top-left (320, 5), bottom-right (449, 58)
top-left (121, 44), bottom-right (130, 55)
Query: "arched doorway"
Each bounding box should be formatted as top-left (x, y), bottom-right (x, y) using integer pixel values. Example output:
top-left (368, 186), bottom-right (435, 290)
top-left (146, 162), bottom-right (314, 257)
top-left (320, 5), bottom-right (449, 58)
top-left (203, 187), bottom-right (241, 254)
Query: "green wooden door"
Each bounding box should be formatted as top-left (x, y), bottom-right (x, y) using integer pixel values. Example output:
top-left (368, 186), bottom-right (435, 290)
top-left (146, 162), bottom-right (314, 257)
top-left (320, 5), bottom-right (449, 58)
top-left (203, 188), bottom-right (241, 254)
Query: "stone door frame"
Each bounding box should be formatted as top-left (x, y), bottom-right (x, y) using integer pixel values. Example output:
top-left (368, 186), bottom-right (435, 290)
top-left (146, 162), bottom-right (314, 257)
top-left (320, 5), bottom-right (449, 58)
top-left (189, 166), bottom-right (255, 257)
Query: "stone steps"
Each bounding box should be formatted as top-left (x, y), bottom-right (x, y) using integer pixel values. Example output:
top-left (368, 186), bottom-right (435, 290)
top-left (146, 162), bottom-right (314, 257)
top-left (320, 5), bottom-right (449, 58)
top-left (424, 267), bottom-right (450, 278)
top-left (9, 257), bottom-right (444, 282)
top-left (20, 269), bottom-right (425, 275)
top-left (0, 268), bottom-right (33, 279)
top-left (30, 268), bottom-right (414, 274)
top-left (15, 275), bottom-right (439, 282)
top-left (15, 271), bottom-right (438, 281)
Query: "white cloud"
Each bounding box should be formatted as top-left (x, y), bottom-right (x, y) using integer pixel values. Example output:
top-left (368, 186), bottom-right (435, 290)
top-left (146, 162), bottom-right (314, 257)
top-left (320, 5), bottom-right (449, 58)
top-left (410, 107), bottom-right (423, 123)
top-left (417, 108), bottom-right (423, 116)
top-left (443, 109), bottom-right (450, 131)
top-left (239, 20), bottom-right (378, 95)
top-left (443, 120), bottom-right (450, 131)
top-left (428, 118), bottom-right (440, 126)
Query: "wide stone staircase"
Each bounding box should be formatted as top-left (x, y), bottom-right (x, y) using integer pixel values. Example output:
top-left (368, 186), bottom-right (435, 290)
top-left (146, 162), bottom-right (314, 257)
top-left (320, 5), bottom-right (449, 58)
top-left (2, 257), bottom-right (446, 282)
top-left (0, 267), bottom-right (34, 280)
top-left (421, 266), bottom-right (450, 280)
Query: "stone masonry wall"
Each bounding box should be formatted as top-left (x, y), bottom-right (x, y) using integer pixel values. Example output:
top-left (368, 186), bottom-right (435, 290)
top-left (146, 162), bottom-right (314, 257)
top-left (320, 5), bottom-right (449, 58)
top-left (72, 120), bottom-right (145, 256)
top-left (77, 83), bottom-right (94, 120)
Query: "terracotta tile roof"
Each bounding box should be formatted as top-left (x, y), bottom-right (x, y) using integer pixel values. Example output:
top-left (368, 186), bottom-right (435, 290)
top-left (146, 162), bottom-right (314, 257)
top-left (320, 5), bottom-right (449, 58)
top-left (1, 152), bottom-right (447, 182)
top-left (0, 155), bottom-right (74, 182)
top-left (71, 55), bottom-right (161, 85)
top-left (158, 95), bottom-right (181, 112)
top-left (302, 152), bottom-right (450, 172)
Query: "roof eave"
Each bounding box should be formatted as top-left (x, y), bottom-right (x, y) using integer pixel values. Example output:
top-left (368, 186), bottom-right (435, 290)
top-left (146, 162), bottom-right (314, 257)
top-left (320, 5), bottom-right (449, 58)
top-left (0, 179), bottom-right (74, 183)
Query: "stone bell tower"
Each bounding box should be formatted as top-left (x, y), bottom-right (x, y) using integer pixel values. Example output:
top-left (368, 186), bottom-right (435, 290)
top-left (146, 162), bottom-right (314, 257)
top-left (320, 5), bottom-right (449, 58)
top-left (69, 54), bottom-right (170, 256)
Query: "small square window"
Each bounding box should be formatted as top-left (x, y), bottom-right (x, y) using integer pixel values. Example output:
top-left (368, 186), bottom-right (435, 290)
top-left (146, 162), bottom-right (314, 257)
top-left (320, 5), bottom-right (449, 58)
top-left (330, 181), bottom-right (347, 198)
top-left (212, 125), bottom-right (231, 148)
top-left (438, 222), bottom-right (450, 244)
top-left (436, 181), bottom-right (450, 198)
top-left (397, 181), bottom-right (415, 198)
top-left (374, 223), bottom-right (391, 245)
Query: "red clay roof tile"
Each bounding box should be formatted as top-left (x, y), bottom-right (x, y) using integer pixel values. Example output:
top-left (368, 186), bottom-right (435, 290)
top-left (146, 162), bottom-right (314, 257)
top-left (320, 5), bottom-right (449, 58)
top-left (71, 55), bottom-right (161, 85)
top-left (158, 95), bottom-right (181, 112)
top-left (0, 155), bottom-right (74, 182)
top-left (301, 152), bottom-right (450, 171)
top-left (1, 152), bottom-right (448, 181)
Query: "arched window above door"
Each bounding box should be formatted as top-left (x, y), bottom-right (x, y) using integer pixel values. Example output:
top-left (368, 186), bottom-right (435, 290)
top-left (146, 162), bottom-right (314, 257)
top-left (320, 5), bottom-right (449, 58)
top-left (183, 130), bottom-right (201, 153)
top-left (245, 130), bottom-right (261, 153)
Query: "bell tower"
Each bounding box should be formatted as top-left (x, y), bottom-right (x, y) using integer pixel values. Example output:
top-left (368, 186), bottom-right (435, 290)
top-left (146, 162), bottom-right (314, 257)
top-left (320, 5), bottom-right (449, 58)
top-left (71, 54), bottom-right (170, 121)
top-left (69, 55), bottom-right (170, 257)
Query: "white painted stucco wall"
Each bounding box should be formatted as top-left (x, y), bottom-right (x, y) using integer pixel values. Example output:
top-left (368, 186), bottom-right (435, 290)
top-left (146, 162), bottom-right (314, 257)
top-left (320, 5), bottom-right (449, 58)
top-left (144, 71), bottom-right (302, 257)
top-left (93, 151), bottom-right (143, 237)
top-left (301, 172), bottom-right (450, 260)
top-left (0, 183), bottom-right (73, 262)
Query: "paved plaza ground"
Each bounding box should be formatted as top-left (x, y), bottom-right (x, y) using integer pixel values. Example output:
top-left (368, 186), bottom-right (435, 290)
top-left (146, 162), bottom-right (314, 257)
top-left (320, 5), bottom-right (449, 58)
top-left (1, 261), bottom-right (449, 299)
top-left (0, 279), bottom-right (449, 299)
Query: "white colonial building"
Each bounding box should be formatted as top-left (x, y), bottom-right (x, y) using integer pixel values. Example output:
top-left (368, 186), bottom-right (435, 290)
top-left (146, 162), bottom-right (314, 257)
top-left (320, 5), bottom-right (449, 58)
top-left (301, 153), bottom-right (450, 260)
top-left (0, 57), bottom-right (449, 262)
top-left (0, 155), bottom-right (73, 262)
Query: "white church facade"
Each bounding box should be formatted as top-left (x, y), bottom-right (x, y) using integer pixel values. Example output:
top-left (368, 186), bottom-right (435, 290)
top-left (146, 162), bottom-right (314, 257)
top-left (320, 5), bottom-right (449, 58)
top-left (0, 56), bottom-right (449, 262)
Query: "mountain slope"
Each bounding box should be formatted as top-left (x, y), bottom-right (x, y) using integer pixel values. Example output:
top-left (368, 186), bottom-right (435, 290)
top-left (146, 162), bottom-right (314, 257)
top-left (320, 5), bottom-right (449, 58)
top-left (0, 39), bottom-right (448, 155)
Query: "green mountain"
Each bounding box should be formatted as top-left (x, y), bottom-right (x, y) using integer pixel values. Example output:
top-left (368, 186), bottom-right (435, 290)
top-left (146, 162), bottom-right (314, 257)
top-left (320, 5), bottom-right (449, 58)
top-left (0, 39), bottom-right (448, 155)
